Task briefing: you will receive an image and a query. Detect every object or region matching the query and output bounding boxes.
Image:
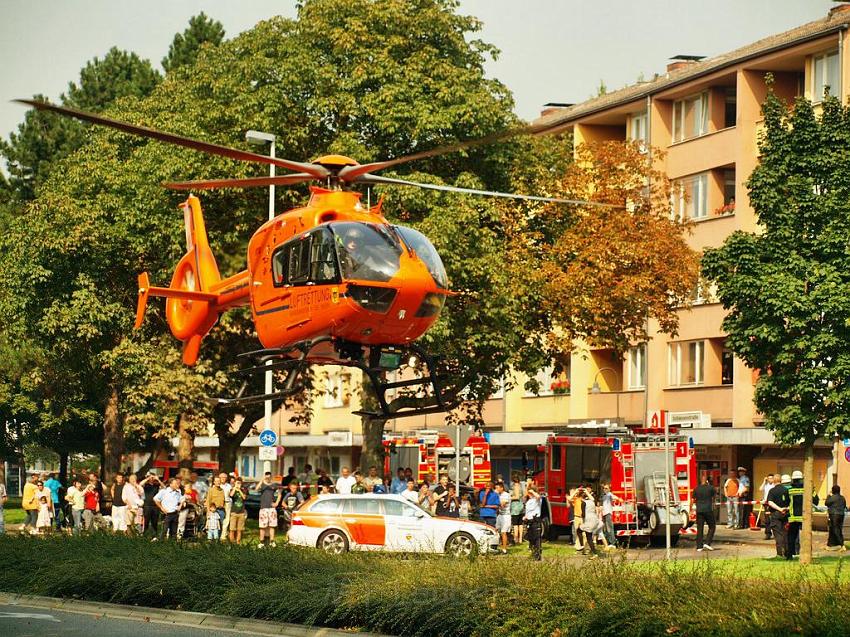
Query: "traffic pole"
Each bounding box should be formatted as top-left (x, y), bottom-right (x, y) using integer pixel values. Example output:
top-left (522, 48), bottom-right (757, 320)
top-left (664, 410), bottom-right (671, 560)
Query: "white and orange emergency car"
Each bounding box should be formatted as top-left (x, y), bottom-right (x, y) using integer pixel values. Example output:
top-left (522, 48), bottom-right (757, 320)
top-left (287, 494), bottom-right (499, 556)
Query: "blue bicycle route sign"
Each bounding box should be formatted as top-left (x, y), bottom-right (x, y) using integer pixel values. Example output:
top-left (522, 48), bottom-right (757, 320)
top-left (259, 429), bottom-right (277, 447)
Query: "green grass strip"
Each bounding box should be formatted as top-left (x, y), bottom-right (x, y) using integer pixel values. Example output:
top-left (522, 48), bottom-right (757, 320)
top-left (1, 534), bottom-right (849, 636)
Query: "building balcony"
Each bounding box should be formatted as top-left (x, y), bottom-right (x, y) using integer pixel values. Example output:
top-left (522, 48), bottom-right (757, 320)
top-left (586, 390), bottom-right (646, 424)
top-left (662, 384), bottom-right (733, 422)
top-left (666, 127), bottom-right (737, 179)
top-left (518, 394), bottom-right (570, 428)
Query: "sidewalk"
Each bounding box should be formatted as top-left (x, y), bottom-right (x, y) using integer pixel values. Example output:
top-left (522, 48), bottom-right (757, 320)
top-left (0, 592), bottom-right (388, 637)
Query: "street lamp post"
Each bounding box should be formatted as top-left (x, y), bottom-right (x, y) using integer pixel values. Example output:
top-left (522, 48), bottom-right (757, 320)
top-left (590, 367), bottom-right (620, 424)
top-left (245, 130), bottom-right (276, 476)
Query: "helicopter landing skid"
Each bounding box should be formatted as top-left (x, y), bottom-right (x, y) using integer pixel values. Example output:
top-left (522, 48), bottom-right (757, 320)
top-left (213, 338), bottom-right (456, 420)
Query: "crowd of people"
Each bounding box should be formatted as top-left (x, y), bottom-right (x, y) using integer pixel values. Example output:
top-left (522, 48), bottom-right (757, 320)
top-left (14, 469), bottom-right (254, 543)
top-left (692, 469), bottom-right (847, 557)
top-left (6, 464), bottom-right (847, 561)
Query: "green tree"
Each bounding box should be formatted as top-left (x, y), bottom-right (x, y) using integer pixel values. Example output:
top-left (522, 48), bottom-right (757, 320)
top-left (161, 13), bottom-right (225, 74)
top-left (703, 89), bottom-right (850, 565)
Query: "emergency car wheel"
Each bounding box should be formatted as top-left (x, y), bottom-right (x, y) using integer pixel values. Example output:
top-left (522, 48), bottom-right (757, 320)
top-left (445, 532), bottom-right (475, 557)
top-left (318, 529), bottom-right (349, 554)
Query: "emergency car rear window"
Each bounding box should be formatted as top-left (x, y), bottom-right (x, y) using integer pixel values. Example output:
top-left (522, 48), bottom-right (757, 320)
top-left (310, 499), bottom-right (342, 514)
top-left (344, 498), bottom-right (381, 515)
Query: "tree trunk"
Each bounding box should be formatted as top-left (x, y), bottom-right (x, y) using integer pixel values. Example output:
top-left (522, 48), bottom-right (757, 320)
top-left (801, 440), bottom-right (815, 565)
top-left (358, 377), bottom-right (387, 472)
top-left (102, 384), bottom-right (124, 484)
top-left (177, 414), bottom-right (195, 481)
top-left (214, 404), bottom-right (263, 476)
top-left (59, 452), bottom-right (69, 484)
top-left (218, 435), bottom-right (240, 475)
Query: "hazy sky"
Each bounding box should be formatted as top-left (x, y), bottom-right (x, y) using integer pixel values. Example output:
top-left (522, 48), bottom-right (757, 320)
top-left (0, 0), bottom-right (839, 143)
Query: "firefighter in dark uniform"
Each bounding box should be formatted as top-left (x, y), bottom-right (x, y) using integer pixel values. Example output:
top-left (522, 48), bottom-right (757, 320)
top-left (786, 470), bottom-right (806, 559)
top-left (766, 474), bottom-right (791, 558)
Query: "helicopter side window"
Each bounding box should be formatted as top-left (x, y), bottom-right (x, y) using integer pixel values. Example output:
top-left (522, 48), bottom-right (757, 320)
top-left (288, 237), bottom-right (312, 285)
top-left (309, 228), bottom-right (339, 284)
top-left (272, 229), bottom-right (339, 288)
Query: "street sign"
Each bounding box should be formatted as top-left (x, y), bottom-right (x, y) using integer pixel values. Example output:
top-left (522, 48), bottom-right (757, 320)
top-left (259, 429), bottom-right (277, 447)
top-left (259, 446), bottom-right (277, 461)
top-left (845, 447), bottom-right (850, 463)
top-left (276, 445), bottom-right (285, 457)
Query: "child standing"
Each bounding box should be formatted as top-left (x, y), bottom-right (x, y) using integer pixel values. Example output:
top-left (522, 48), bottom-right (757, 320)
top-left (206, 503), bottom-right (220, 541)
top-left (36, 485), bottom-right (53, 534)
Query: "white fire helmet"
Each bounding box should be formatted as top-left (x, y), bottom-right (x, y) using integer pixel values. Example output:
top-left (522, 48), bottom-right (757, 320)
top-left (791, 470), bottom-right (803, 481)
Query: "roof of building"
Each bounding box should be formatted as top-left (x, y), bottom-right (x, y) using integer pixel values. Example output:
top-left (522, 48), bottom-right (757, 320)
top-left (535, 5), bottom-right (850, 130)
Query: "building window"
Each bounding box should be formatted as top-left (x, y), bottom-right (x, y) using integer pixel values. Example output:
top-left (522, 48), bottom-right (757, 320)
top-left (323, 371), bottom-right (346, 408)
top-left (672, 173), bottom-right (708, 220)
top-left (724, 88), bottom-right (737, 128)
top-left (813, 50), bottom-right (840, 102)
top-left (721, 348), bottom-right (734, 385)
top-left (525, 365), bottom-right (556, 397)
top-left (672, 92), bottom-right (709, 142)
top-left (628, 344), bottom-right (646, 389)
top-left (629, 111), bottom-right (648, 152)
top-left (668, 340), bottom-right (704, 386)
top-left (723, 169), bottom-right (736, 206)
top-left (489, 377), bottom-right (505, 400)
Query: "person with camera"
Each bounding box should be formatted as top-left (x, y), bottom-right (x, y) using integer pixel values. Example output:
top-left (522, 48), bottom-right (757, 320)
top-left (524, 481), bottom-right (543, 561)
top-left (139, 471), bottom-right (163, 537)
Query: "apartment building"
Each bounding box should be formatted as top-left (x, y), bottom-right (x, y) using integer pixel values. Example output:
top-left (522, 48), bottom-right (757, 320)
top-left (196, 6), bottom-right (850, 497)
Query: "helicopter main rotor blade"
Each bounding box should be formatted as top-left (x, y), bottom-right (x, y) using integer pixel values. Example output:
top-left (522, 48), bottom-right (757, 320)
top-left (163, 173), bottom-right (316, 190)
top-left (337, 119), bottom-right (564, 183)
top-left (15, 99), bottom-right (330, 179)
top-left (356, 174), bottom-right (622, 207)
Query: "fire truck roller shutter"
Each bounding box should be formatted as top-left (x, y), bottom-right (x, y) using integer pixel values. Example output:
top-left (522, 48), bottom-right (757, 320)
top-left (632, 450), bottom-right (675, 503)
top-left (389, 446), bottom-right (421, 479)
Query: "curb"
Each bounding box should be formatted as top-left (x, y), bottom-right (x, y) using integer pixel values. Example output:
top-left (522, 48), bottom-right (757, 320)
top-left (0, 592), bottom-right (387, 636)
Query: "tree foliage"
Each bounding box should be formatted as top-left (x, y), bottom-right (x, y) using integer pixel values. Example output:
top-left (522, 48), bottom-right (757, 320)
top-left (703, 88), bottom-right (850, 564)
top-left (161, 13), bottom-right (226, 74)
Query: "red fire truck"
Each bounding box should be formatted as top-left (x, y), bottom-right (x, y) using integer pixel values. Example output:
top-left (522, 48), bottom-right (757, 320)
top-left (383, 429), bottom-right (492, 489)
top-left (534, 425), bottom-right (696, 545)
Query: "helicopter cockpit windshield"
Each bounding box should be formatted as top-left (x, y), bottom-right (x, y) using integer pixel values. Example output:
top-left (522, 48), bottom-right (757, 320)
top-left (393, 226), bottom-right (447, 289)
top-left (331, 222), bottom-right (403, 283)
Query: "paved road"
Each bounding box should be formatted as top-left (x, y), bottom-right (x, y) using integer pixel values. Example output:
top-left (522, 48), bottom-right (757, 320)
top-left (0, 604), bottom-right (242, 637)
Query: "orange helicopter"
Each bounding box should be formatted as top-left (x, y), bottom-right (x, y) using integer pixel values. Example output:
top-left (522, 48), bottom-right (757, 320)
top-left (18, 99), bottom-right (608, 418)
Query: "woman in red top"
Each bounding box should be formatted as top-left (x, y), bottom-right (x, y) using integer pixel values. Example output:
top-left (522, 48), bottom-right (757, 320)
top-left (82, 475), bottom-right (100, 531)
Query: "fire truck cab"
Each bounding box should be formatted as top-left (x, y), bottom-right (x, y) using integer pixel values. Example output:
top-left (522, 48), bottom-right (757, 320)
top-left (535, 425), bottom-right (696, 545)
top-left (383, 430), bottom-right (492, 490)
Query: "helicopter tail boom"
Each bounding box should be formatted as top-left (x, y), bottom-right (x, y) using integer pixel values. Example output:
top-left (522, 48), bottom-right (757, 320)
top-left (134, 195), bottom-right (249, 365)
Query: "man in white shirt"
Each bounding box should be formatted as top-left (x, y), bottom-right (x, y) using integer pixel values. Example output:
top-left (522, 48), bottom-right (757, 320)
top-left (154, 478), bottom-right (185, 540)
top-left (401, 480), bottom-right (419, 504)
top-left (335, 466), bottom-right (357, 495)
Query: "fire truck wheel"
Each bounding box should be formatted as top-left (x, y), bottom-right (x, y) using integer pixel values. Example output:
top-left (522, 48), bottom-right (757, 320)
top-left (445, 532), bottom-right (476, 557)
top-left (318, 529), bottom-right (350, 554)
top-left (647, 509), bottom-right (660, 531)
